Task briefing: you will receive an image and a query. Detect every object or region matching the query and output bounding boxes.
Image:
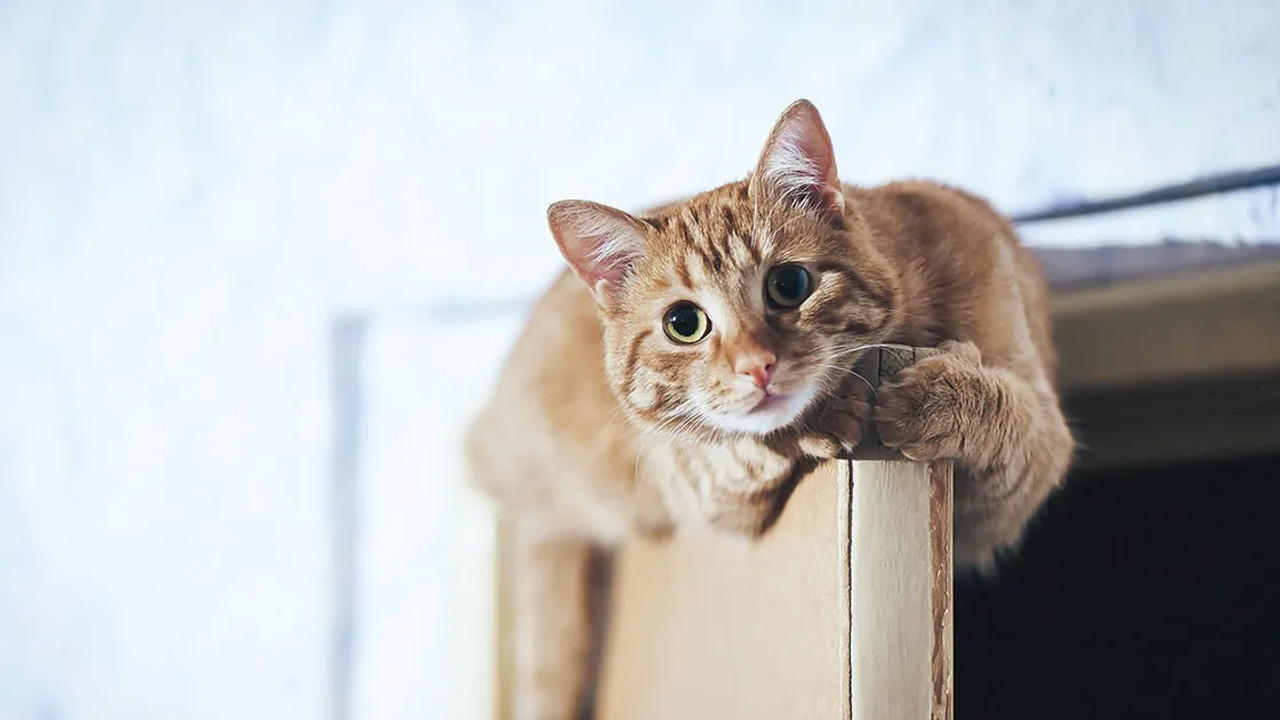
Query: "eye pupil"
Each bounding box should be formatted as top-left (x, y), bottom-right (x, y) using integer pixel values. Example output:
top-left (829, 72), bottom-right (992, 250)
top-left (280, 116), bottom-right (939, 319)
top-left (766, 265), bottom-right (812, 308)
top-left (668, 307), bottom-right (698, 336)
top-left (663, 302), bottom-right (710, 343)
top-left (773, 268), bottom-right (802, 298)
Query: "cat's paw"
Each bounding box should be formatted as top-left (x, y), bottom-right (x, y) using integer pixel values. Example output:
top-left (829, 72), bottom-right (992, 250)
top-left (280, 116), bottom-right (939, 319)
top-left (797, 389), bottom-right (871, 459)
top-left (874, 341), bottom-right (983, 461)
top-left (793, 379), bottom-right (875, 456)
top-left (796, 433), bottom-right (844, 459)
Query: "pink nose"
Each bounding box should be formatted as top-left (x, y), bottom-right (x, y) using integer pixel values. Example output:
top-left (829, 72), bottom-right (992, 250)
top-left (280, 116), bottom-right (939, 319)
top-left (734, 352), bottom-right (777, 391)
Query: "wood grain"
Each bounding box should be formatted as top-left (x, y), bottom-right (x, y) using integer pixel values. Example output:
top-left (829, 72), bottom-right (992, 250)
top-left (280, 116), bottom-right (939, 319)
top-left (848, 345), bottom-right (941, 462)
top-left (598, 463), bottom-right (849, 720)
top-left (555, 344), bottom-right (956, 719)
top-left (928, 462), bottom-right (954, 720)
top-left (848, 461), bottom-right (949, 720)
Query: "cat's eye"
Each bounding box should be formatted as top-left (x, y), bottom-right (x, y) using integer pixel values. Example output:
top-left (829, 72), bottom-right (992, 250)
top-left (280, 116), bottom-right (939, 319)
top-left (663, 302), bottom-right (711, 344)
top-left (765, 264), bottom-right (813, 308)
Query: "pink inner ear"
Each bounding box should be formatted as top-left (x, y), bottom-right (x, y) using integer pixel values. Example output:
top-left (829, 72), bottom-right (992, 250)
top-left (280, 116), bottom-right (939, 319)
top-left (548, 201), bottom-right (646, 288)
top-left (757, 102), bottom-right (842, 214)
top-left (767, 124), bottom-right (835, 197)
top-left (585, 239), bottom-right (640, 285)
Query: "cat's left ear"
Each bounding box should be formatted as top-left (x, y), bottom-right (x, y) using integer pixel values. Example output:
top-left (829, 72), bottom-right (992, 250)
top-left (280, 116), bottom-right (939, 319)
top-left (548, 199), bottom-right (649, 309)
top-left (750, 99), bottom-right (845, 219)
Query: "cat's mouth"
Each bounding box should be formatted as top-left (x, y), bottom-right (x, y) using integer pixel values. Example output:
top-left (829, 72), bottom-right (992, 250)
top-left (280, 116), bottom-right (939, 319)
top-left (748, 392), bottom-right (792, 414)
top-left (702, 383), bottom-right (819, 436)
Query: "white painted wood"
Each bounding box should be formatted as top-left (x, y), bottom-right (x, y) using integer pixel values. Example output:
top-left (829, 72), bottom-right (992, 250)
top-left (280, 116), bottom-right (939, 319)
top-left (849, 460), bottom-right (935, 720)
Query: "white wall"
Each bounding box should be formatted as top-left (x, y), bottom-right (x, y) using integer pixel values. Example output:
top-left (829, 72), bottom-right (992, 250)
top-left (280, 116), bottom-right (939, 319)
top-left (1, 1), bottom-right (1277, 718)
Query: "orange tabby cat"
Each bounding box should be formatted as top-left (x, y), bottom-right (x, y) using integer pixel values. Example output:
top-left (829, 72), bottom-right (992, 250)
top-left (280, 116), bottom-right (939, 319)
top-left (467, 100), bottom-right (1073, 719)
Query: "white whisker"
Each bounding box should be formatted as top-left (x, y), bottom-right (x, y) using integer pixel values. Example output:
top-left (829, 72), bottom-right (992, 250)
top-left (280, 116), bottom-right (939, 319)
top-left (809, 362), bottom-right (879, 401)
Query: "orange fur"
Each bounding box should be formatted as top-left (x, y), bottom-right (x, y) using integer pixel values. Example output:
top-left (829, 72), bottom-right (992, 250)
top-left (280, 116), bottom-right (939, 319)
top-left (467, 100), bottom-right (1073, 719)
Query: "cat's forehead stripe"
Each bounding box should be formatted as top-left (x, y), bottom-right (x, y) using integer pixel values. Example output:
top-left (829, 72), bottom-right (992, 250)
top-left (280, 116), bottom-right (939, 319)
top-left (719, 206), bottom-right (738, 233)
top-left (723, 207), bottom-right (764, 264)
top-left (622, 328), bottom-right (653, 393)
top-left (644, 185), bottom-right (788, 296)
top-left (672, 212), bottom-right (718, 279)
top-left (674, 256), bottom-right (693, 288)
top-left (704, 237), bottom-right (725, 274)
top-left (679, 207), bottom-right (704, 243)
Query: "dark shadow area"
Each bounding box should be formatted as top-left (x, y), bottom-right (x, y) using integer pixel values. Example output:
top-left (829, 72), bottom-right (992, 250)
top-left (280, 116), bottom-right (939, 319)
top-left (956, 453), bottom-right (1280, 719)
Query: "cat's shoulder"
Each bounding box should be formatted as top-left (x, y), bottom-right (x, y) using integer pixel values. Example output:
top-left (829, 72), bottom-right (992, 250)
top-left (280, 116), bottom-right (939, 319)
top-left (856, 179), bottom-right (1005, 224)
top-left (852, 179), bottom-right (1019, 254)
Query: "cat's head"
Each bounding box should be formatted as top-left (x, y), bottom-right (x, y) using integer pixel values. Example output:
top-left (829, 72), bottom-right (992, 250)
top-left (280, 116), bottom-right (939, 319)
top-left (549, 100), bottom-right (900, 439)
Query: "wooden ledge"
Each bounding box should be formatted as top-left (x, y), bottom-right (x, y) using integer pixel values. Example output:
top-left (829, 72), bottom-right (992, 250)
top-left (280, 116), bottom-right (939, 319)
top-left (1052, 261), bottom-right (1280, 467)
top-left (598, 458), bottom-right (953, 720)
top-left (1053, 261), bottom-right (1280, 390)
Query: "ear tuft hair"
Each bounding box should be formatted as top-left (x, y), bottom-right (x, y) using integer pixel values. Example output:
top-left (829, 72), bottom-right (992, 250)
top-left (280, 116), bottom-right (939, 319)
top-left (751, 99), bottom-right (845, 218)
top-left (547, 200), bottom-right (648, 304)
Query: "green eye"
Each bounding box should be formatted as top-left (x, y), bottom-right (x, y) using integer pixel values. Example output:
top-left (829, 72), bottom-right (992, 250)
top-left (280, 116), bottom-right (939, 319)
top-left (663, 302), bottom-right (711, 344)
top-left (766, 264), bottom-right (813, 308)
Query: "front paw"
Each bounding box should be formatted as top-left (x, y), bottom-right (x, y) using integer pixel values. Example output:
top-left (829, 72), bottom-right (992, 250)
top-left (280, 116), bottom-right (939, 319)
top-left (797, 392), bottom-right (871, 459)
top-left (874, 341), bottom-right (981, 461)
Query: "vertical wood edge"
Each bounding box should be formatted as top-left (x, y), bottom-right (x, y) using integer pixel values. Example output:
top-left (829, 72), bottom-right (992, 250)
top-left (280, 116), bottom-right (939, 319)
top-left (849, 461), bottom-right (933, 720)
top-left (928, 461), bottom-right (954, 720)
top-left (840, 459), bottom-right (854, 720)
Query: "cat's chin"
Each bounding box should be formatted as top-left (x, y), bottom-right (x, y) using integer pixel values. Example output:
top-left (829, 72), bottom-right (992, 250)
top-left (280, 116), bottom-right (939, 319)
top-left (702, 386), bottom-right (818, 437)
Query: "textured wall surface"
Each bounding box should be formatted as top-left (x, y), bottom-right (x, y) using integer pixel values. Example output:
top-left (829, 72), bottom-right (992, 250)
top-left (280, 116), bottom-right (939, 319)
top-left (1, 1), bottom-right (1277, 718)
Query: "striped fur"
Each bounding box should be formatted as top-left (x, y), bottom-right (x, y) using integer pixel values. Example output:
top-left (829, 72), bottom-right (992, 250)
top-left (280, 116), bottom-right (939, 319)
top-left (468, 99), bottom-right (1074, 719)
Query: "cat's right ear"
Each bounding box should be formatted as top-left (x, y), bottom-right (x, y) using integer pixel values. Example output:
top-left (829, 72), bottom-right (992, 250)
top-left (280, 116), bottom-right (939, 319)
top-left (548, 200), bottom-right (648, 309)
top-left (750, 99), bottom-right (845, 221)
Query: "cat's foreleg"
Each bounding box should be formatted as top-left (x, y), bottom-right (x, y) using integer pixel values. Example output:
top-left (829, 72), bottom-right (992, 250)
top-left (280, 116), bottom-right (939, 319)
top-left (873, 340), bottom-right (1073, 569)
top-left (509, 526), bottom-right (600, 720)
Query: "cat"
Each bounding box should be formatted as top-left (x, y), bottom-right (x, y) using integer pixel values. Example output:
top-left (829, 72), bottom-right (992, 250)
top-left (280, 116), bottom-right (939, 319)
top-left (466, 99), bottom-right (1074, 719)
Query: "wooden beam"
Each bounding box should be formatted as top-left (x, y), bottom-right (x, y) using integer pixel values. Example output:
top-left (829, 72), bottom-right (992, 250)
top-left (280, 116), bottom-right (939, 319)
top-left (845, 346), bottom-right (954, 719)
top-left (599, 457), bottom-right (952, 720)
top-left (598, 346), bottom-right (954, 720)
top-left (847, 460), bottom-right (953, 720)
top-left (599, 461), bottom-right (853, 719)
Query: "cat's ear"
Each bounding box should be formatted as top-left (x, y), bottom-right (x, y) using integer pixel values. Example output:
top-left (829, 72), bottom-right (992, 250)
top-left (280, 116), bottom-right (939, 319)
top-left (750, 99), bottom-right (845, 219)
top-left (548, 200), bottom-right (649, 307)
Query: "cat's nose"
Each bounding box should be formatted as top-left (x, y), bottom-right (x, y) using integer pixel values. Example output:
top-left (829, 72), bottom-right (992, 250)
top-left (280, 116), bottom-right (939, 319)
top-left (734, 351), bottom-right (777, 391)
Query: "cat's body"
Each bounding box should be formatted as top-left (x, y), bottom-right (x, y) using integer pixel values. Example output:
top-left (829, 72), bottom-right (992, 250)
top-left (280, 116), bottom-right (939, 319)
top-left (466, 101), bottom-right (1073, 719)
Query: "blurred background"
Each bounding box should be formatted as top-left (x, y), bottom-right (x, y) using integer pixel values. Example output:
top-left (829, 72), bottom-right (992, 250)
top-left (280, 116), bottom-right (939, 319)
top-left (2, 1), bottom-right (1278, 718)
